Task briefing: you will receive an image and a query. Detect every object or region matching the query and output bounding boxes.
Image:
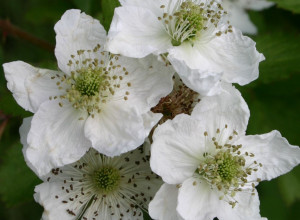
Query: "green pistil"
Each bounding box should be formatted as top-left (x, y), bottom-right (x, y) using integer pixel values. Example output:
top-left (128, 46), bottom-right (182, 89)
top-left (171, 39), bottom-right (181, 46)
top-left (216, 152), bottom-right (239, 182)
top-left (93, 166), bottom-right (120, 193)
top-left (200, 150), bottom-right (244, 185)
top-left (75, 68), bottom-right (104, 97)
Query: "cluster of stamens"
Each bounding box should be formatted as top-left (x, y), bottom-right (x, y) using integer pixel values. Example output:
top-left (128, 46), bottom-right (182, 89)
top-left (93, 166), bottom-right (121, 193)
top-left (197, 125), bottom-right (262, 208)
top-left (49, 44), bottom-right (131, 118)
top-left (158, 0), bottom-right (232, 46)
top-left (46, 147), bottom-right (160, 219)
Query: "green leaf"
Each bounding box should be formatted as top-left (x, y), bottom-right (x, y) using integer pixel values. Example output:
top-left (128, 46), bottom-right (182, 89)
top-left (272, 0), bottom-right (300, 14)
top-left (0, 142), bottom-right (41, 206)
top-left (100, 0), bottom-right (120, 31)
top-left (278, 166), bottom-right (300, 206)
top-left (73, 0), bottom-right (92, 14)
top-left (252, 32), bottom-right (300, 84)
top-left (0, 86), bottom-right (31, 118)
top-left (238, 74), bottom-right (300, 144)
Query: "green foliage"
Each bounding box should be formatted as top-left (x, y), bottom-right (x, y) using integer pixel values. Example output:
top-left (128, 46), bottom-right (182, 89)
top-left (100, 0), bottom-right (120, 31)
top-left (272, 0), bottom-right (300, 14)
top-left (0, 142), bottom-right (41, 207)
top-left (0, 0), bottom-right (299, 219)
top-left (278, 166), bottom-right (300, 206)
top-left (254, 32), bottom-right (300, 84)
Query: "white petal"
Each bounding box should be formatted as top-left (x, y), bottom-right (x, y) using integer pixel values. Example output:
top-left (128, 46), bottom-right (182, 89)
top-left (107, 6), bottom-right (171, 58)
top-left (116, 55), bottom-right (174, 112)
top-left (26, 100), bottom-right (91, 176)
top-left (149, 183), bottom-right (183, 220)
top-left (177, 177), bottom-right (264, 220)
top-left (235, 130), bottom-right (300, 182)
top-left (84, 102), bottom-right (160, 156)
top-left (223, 2), bottom-right (257, 34)
top-left (119, 0), bottom-right (167, 16)
top-left (151, 114), bottom-right (206, 184)
top-left (34, 182), bottom-right (82, 220)
top-left (191, 83), bottom-right (249, 144)
top-left (168, 54), bottom-right (222, 96)
top-left (169, 28), bottom-right (265, 86)
top-left (54, 9), bottom-right (106, 74)
top-left (19, 117), bottom-right (41, 176)
top-left (177, 177), bottom-right (221, 220)
top-left (3, 61), bottom-right (62, 113)
top-left (3, 61), bottom-right (36, 112)
top-left (241, 0), bottom-right (275, 10)
top-left (25, 69), bottom-right (63, 112)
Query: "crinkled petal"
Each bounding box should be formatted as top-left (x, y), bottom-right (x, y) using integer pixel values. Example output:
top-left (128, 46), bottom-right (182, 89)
top-left (235, 130), bottom-right (300, 182)
top-left (116, 55), bottom-right (174, 112)
top-left (191, 83), bottom-right (249, 145)
top-left (19, 117), bottom-right (39, 176)
top-left (107, 6), bottom-right (171, 58)
top-left (3, 61), bottom-right (62, 113)
top-left (149, 183), bottom-right (183, 220)
top-left (151, 114), bottom-right (205, 184)
top-left (223, 1), bottom-right (257, 34)
top-left (84, 102), bottom-right (161, 157)
top-left (168, 54), bottom-right (222, 96)
top-left (169, 28), bottom-right (265, 86)
top-left (26, 100), bottom-right (91, 176)
top-left (177, 177), bottom-right (264, 220)
top-left (54, 9), bottom-right (106, 75)
top-left (3, 61), bottom-right (34, 112)
top-left (34, 182), bottom-right (83, 220)
top-left (25, 69), bottom-right (63, 112)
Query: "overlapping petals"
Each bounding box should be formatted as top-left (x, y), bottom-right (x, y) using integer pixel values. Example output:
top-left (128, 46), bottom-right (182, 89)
top-left (4, 9), bottom-right (174, 176)
top-left (107, 0), bottom-right (265, 96)
top-left (150, 84), bottom-right (300, 220)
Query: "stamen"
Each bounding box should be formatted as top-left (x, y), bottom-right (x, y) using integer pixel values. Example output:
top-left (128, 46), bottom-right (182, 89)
top-left (158, 0), bottom-right (231, 46)
top-left (197, 128), bottom-right (262, 207)
top-left (50, 45), bottom-right (132, 116)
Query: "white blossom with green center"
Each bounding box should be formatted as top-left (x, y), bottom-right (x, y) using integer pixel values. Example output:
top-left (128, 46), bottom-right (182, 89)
top-left (159, 0), bottom-right (230, 46)
top-left (107, 0), bottom-right (264, 96)
top-left (149, 83), bottom-right (300, 220)
top-left (34, 146), bottom-right (162, 220)
top-left (4, 9), bottom-right (174, 177)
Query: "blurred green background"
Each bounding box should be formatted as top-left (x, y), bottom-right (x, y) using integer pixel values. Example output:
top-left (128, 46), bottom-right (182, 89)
top-left (0, 0), bottom-right (299, 219)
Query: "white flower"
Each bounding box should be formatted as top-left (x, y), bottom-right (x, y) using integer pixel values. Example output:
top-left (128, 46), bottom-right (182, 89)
top-left (223, 0), bottom-right (274, 34)
top-left (150, 83), bottom-right (300, 220)
top-left (107, 0), bottom-right (264, 96)
top-left (32, 142), bottom-right (161, 220)
top-left (3, 9), bottom-right (174, 176)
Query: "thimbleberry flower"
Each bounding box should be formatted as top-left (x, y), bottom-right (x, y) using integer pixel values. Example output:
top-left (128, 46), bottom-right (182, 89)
top-left (107, 0), bottom-right (264, 96)
top-left (223, 0), bottom-right (274, 34)
top-left (149, 83), bottom-right (300, 220)
top-left (32, 143), bottom-right (161, 220)
top-left (4, 9), bottom-right (174, 176)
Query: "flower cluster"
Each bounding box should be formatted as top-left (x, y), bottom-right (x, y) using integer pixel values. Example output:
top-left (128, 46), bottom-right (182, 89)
top-left (2, 1), bottom-right (299, 220)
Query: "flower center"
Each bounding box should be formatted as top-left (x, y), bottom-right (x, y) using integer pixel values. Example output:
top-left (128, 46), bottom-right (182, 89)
top-left (216, 151), bottom-right (241, 182)
top-left (158, 0), bottom-right (232, 46)
top-left (171, 1), bottom-right (204, 46)
top-left (75, 67), bottom-right (104, 97)
top-left (50, 44), bottom-right (131, 117)
top-left (93, 166), bottom-right (121, 193)
top-left (196, 127), bottom-right (262, 208)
